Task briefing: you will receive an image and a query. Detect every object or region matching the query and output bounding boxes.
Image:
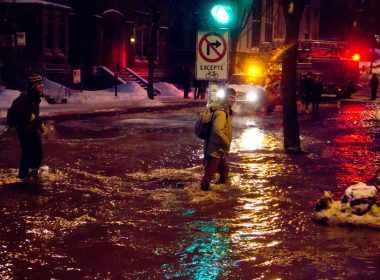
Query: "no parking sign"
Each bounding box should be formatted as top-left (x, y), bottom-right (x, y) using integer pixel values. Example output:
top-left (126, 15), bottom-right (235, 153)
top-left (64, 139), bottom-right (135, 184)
top-left (196, 30), bottom-right (229, 81)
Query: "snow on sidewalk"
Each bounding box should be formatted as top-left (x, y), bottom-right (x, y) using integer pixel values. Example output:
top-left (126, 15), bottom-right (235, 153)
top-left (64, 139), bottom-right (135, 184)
top-left (0, 80), bottom-right (192, 119)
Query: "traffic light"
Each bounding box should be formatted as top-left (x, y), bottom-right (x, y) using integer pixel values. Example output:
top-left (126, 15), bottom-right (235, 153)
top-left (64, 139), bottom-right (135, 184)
top-left (211, 4), bottom-right (232, 24)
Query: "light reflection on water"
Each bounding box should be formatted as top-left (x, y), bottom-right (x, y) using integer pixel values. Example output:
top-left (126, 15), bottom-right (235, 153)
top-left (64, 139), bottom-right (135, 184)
top-left (163, 221), bottom-right (235, 280)
top-left (2, 104), bottom-right (380, 278)
top-left (331, 104), bottom-right (380, 190)
top-left (231, 126), bottom-right (279, 153)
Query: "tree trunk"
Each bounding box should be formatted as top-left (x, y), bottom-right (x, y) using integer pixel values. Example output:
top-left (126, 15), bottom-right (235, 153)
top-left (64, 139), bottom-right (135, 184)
top-left (281, 1), bottom-right (306, 154)
top-left (147, 9), bottom-right (159, 100)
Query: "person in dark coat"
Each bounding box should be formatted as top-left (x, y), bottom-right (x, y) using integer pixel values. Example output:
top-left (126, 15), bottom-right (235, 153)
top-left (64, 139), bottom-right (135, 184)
top-left (10, 74), bottom-right (47, 179)
top-left (312, 75), bottom-right (323, 116)
top-left (194, 80), bottom-right (208, 100)
top-left (343, 79), bottom-right (355, 99)
top-left (183, 67), bottom-right (191, 99)
top-left (199, 81), bottom-right (208, 99)
top-left (193, 78), bottom-right (200, 100)
top-left (370, 74), bottom-right (379, 100)
top-left (300, 73), bottom-right (313, 113)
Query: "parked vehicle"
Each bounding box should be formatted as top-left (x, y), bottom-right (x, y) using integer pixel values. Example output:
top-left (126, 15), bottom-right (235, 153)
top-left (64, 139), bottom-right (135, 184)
top-left (297, 40), bottom-right (360, 98)
top-left (297, 58), bottom-right (359, 98)
top-left (207, 74), bottom-right (280, 114)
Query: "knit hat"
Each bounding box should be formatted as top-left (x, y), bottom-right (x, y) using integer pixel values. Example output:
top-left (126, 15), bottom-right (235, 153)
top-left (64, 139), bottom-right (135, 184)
top-left (226, 88), bottom-right (237, 97)
top-left (27, 74), bottom-right (43, 89)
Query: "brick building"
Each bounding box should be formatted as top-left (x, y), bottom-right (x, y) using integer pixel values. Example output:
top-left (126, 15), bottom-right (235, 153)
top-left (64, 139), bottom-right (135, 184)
top-left (0, 0), bottom-right (169, 89)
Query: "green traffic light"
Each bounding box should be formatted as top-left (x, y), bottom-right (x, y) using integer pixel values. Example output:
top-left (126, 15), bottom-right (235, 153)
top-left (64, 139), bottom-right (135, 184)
top-left (211, 4), bottom-right (232, 24)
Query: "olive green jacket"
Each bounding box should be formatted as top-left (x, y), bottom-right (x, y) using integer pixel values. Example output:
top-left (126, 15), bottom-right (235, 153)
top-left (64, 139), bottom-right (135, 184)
top-left (205, 102), bottom-right (233, 158)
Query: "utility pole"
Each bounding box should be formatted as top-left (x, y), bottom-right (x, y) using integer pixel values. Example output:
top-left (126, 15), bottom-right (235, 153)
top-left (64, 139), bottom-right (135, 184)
top-left (370, 34), bottom-right (379, 74)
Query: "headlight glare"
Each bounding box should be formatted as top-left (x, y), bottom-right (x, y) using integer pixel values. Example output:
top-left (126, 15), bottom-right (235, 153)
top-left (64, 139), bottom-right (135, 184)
top-left (247, 91), bottom-right (258, 102)
top-left (216, 89), bottom-right (226, 99)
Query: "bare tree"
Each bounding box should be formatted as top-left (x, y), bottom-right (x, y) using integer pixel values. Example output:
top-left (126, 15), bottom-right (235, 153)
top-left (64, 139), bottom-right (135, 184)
top-left (280, 0), bottom-right (307, 153)
top-left (228, 0), bottom-right (254, 76)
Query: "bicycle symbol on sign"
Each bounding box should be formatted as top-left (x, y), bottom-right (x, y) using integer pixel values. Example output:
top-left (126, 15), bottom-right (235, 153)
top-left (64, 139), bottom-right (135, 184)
top-left (206, 71), bottom-right (218, 79)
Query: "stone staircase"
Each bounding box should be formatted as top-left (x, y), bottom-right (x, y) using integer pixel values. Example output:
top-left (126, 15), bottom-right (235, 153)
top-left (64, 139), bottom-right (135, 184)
top-left (115, 68), bottom-right (161, 95)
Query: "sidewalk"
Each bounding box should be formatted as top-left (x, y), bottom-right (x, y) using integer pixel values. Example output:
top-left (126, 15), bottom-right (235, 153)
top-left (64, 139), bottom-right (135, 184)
top-left (0, 96), bottom-right (207, 122)
top-left (42, 97), bottom-right (206, 121)
top-left (339, 85), bottom-right (380, 104)
top-left (1, 85), bottom-right (378, 124)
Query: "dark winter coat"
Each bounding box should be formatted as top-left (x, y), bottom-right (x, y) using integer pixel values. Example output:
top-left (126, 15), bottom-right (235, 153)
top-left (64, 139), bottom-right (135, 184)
top-left (312, 81), bottom-right (323, 102)
top-left (370, 75), bottom-right (379, 89)
top-left (205, 102), bottom-right (233, 158)
top-left (11, 92), bottom-right (43, 133)
top-left (301, 76), bottom-right (313, 101)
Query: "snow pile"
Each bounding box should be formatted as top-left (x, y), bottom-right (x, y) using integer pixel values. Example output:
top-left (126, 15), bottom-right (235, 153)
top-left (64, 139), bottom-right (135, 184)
top-left (0, 79), bottom-right (190, 114)
top-left (67, 85), bottom-right (146, 104)
top-left (43, 77), bottom-right (69, 99)
top-left (0, 89), bottom-right (21, 110)
top-left (342, 182), bottom-right (377, 214)
top-left (314, 182), bottom-right (380, 229)
top-left (154, 82), bottom-right (185, 97)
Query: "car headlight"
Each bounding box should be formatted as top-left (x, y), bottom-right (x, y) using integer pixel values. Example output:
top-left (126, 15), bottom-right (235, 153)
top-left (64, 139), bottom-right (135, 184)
top-left (216, 89), bottom-right (226, 99)
top-left (247, 90), bottom-right (258, 102)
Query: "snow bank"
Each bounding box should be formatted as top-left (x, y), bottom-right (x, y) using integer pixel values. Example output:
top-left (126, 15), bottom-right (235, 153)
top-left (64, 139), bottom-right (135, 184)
top-left (314, 182), bottom-right (380, 229)
top-left (154, 82), bottom-right (184, 97)
top-left (0, 79), bottom-right (178, 112)
top-left (0, 89), bottom-right (21, 109)
top-left (67, 83), bottom-right (147, 104)
top-left (42, 79), bottom-right (149, 104)
top-left (344, 182), bottom-right (377, 202)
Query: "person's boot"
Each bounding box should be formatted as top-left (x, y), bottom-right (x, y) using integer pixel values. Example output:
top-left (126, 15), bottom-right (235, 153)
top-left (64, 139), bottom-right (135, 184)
top-left (215, 179), bottom-right (226, 185)
top-left (28, 169), bottom-right (42, 182)
top-left (29, 169), bottom-right (38, 177)
top-left (201, 182), bottom-right (209, 191)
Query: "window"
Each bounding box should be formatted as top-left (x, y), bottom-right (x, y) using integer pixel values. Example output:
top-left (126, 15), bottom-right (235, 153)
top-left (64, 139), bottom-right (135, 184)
top-left (57, 14), bottom-right (65, 56)
top-left (45, 14), bottom-right (53, 55)
top-left (251, 0), bottom-right (262, 47)
top-left (266, 0), bottom-right (273, 21)
top-left (135, 26), bottom-right (149, 61)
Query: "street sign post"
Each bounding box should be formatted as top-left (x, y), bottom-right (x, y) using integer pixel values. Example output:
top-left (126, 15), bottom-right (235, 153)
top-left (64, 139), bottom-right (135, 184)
top-left (196, 30), bottom-right (229, 81)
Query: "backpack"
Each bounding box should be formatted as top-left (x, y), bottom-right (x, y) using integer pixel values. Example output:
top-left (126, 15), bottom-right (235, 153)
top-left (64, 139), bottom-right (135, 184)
top-left (6, 94), bottom-right (25, 127)
top-left (194, 108), bottom-right (215, 139)
top-left (6, 106), bottom-right (18, 127)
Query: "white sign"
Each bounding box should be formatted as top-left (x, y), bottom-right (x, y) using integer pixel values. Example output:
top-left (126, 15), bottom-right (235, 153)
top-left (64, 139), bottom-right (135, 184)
top-left (73, 69), bottom-right (81, 84)
top-left (196, 30), bottom-right (229, 81)
top-left (16, 32), bottom-right (26, 46)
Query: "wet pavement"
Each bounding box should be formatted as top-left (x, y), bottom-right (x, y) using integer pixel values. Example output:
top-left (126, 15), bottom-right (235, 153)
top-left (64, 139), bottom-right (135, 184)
top-left (1, 98), bottom-right (380, 279)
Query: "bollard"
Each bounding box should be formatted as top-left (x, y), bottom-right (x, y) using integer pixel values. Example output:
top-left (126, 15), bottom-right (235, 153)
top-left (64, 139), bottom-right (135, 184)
top-left (114, 73), bottom-right (118, 97)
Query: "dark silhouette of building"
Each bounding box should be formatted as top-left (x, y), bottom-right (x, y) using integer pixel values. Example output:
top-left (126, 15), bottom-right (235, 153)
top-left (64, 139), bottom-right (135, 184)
top-left (0, 0), bottom-right (168, 90)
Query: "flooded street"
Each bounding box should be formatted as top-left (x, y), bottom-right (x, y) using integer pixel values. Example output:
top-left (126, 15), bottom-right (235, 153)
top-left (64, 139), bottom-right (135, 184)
top-left (1, 102), bottom-right (380, 279)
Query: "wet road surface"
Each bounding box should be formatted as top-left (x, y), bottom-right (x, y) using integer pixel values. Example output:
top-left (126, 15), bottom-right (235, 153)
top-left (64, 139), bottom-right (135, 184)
top-left (1, 102), bottom-right (380, 279)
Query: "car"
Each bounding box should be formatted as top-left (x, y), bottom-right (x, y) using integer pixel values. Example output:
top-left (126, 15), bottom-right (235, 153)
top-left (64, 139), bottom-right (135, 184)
top-left (207, 74), bottom-right (280, 114)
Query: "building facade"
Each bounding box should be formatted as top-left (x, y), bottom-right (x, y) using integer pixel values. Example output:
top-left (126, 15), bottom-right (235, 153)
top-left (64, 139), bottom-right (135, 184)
top-left (0, 0), bottom-right (169, 89)
top-left (235, 0), bottom-right (320, 73)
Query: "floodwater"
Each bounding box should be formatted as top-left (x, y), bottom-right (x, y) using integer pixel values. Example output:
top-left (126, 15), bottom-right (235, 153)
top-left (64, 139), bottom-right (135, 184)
top-left (1, 102), bottom-right (380, 279)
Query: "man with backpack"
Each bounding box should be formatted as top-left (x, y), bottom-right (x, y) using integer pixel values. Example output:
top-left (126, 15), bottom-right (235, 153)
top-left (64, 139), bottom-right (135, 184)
top-left (200, 88), bottom-right (236, 191)
top-left (7, 74), bottom-right (47, 180)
